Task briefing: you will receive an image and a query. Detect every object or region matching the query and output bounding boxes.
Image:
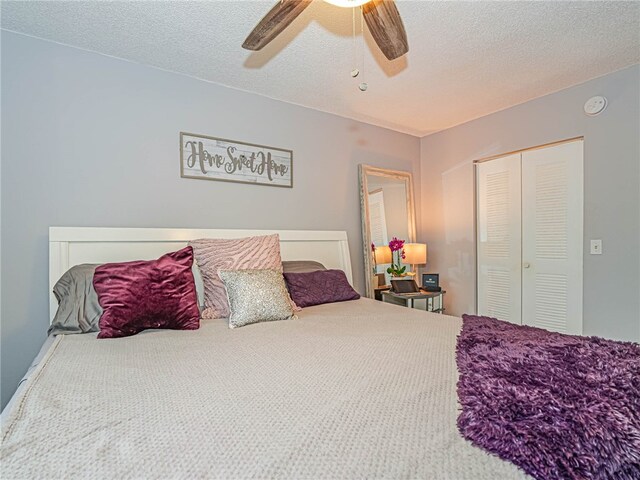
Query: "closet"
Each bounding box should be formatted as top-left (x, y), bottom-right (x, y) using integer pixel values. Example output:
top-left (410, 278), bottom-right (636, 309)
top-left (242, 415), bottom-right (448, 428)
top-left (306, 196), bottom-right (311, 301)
top-left (476, 139), bottom-right (583, 334)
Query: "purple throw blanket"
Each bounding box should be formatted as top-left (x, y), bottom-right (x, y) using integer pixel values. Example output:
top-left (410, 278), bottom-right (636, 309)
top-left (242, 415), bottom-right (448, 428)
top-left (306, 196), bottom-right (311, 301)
top-left (456, 314), bottom-right (640, 480)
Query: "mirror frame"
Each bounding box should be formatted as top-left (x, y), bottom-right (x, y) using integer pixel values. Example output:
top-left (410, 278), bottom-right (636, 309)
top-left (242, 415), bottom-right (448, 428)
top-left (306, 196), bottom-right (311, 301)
top-left (359, 164), bottom-right (417, 298)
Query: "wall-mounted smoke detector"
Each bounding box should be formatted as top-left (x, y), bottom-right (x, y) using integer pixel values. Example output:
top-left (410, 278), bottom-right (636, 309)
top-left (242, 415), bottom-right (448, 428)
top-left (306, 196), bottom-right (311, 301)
top-left (584, 96), bottom-right (607, 116)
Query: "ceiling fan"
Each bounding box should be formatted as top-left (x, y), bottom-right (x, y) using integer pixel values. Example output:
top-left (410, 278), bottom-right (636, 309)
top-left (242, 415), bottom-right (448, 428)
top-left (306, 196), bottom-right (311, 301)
top-left (242, 0), bottom-right (409, 61)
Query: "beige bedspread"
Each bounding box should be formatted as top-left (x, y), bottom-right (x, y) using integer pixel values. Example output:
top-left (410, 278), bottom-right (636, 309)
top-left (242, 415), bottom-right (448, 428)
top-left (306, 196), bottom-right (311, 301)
top-left (1, 298), bottom-right (528, 479)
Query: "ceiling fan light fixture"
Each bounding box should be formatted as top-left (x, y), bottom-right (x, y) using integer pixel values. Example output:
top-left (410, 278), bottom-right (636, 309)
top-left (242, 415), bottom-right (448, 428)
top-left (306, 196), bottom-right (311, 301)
top-left (243, 0), bottom-right (408, 61)
top-left (324, 0), bottom-right (372, 8)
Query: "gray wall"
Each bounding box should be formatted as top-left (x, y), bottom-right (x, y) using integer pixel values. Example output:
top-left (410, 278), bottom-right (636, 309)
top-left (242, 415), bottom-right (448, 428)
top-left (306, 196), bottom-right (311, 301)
top-left (420, 65), bottom-right (640, 342)
top-left (0, 31), bottom-right (420, 408)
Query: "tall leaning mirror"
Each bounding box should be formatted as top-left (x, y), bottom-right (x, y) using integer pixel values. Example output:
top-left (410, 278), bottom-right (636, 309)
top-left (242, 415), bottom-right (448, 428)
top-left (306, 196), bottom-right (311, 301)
top-left (359, 165), bottom-right (417, 298)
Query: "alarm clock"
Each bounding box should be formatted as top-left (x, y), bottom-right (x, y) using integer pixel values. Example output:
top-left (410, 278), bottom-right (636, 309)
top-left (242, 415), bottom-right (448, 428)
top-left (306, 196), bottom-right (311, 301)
top-left (422, 273), bottom-right (441, 292)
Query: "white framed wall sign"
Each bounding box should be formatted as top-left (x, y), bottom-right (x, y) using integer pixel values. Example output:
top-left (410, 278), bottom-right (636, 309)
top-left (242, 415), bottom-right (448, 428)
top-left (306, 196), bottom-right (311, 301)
top-left (180, 132), bottom-right (293, 188)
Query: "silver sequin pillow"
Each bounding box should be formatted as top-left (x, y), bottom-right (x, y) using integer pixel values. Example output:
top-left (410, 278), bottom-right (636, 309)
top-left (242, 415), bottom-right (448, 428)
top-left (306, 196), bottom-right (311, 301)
top-left (218, 269), bottom-right (296, 329)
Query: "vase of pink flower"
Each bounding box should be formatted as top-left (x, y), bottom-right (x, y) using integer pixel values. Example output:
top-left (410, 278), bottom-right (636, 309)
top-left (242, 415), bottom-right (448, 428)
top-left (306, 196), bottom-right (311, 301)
top-left (386, 237), bottom-right (407, 277)
top-left (371, 243), bottom-right (378, 274)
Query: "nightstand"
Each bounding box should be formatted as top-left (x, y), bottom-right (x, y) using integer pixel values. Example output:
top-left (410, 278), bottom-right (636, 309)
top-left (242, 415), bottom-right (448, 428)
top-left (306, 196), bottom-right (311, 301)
top-left (374, 285), bottom-right (391, 301)
top-left (381, 290), bottom-right (446, 313)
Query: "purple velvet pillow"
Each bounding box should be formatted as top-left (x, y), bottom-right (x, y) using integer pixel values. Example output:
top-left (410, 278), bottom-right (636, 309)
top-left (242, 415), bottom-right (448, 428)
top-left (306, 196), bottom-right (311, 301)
top-left (93, 247), bottom-right (200, 339)
top-left (283, 269), bottom-right (360, 308)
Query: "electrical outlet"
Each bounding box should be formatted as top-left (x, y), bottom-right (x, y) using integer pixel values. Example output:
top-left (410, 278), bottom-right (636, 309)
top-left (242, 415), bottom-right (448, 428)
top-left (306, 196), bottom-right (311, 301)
top-left (590, 239), bottom-right (602, 255)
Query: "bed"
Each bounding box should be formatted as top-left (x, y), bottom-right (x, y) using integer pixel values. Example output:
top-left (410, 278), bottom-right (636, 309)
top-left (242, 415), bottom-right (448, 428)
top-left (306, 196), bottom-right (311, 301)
top-left (1, 227), bottom-right (527, 479)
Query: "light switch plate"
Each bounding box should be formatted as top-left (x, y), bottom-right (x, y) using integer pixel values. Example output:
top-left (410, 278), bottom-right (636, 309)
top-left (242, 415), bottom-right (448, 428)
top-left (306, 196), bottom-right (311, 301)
top-left (590, 239), bottom-right (602, 255)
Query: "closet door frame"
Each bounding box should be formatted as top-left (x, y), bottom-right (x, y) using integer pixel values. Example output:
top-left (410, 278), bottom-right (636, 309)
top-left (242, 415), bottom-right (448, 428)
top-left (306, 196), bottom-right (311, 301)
top-left (473, 136), bottom-right (584, 330)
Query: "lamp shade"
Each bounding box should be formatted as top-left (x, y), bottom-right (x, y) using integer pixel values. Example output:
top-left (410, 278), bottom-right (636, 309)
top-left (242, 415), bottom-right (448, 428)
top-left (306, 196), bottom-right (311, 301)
top-left (403, 243), bottom-right (427, 265)
top-left (374, 245), bottom-right (392, 264)
top-left (324, 0), bottom-right (371, 7)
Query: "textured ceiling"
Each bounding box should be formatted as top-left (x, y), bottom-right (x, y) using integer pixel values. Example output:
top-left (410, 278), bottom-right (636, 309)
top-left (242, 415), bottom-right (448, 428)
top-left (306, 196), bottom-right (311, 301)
top-left (2, 1), bottom-right (639, 136)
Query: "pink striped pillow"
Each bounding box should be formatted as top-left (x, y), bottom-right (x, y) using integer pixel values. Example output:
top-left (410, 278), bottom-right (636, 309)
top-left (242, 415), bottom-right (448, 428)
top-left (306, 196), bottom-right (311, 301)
top-left (189, 234), bottom-right (284, 319)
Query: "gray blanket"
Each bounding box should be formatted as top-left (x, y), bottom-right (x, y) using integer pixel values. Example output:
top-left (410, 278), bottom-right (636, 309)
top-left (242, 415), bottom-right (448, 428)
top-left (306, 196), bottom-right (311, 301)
top-left (1, 298), bottom-right (527, 479)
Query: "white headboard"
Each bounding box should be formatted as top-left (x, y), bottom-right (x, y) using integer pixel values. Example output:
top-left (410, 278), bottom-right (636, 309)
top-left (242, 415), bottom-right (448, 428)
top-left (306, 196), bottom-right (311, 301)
top-left (49, 227), bottom-right (352, 322)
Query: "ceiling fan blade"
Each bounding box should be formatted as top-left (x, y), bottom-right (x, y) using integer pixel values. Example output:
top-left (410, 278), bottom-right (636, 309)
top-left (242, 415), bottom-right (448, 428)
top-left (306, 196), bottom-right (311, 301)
top-left (242, 0), bottom-right (311, 51)
top-left (362, 0), bottom-right (408, 60)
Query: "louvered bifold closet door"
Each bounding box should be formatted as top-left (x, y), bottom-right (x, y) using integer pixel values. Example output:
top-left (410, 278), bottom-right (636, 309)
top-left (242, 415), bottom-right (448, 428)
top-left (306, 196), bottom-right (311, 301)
top-left (476, 154), bottom-right (522, 324)
top-left (368, 189), bottom-right (389, 247)
top-left (521, 140), bottom-right (583, 334)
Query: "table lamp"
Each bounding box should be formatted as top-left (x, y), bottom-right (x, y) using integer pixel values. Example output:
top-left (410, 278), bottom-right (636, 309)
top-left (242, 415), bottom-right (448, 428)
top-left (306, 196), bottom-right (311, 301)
top-left (374, 245), bottom-right (392, 268)
top-left (403, 243), bottom-right (427, 275)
